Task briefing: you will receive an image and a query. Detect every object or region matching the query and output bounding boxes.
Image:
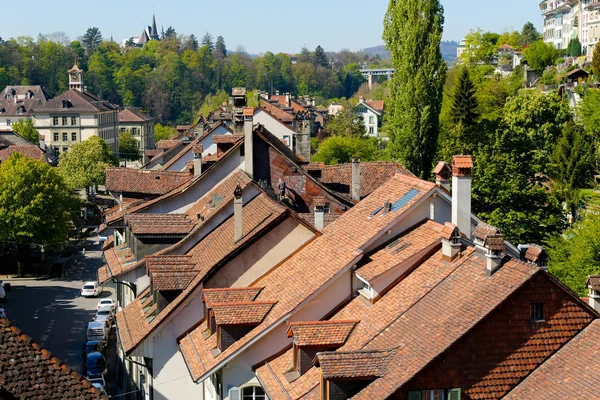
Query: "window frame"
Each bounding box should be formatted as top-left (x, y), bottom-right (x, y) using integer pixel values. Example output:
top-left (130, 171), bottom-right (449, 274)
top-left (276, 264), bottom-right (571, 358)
top-left (53, 117), bottom-right (59, 126)
top-left (62, 132), bottom-right (68, 142)
top-left (6, 119), bottom-right (10, 126)
top-left (71, 116), bottom-right (77, 125)
top-left (531, 302), bottom-right (545, 322)
top-left (53, 133), bottom-right (59, 142)
top-left (62, 117), bottom-right (67, 126)
top-left (241, 385), bottom-right (266, 400)
top-left (72, 132), bottom-right (77, 141)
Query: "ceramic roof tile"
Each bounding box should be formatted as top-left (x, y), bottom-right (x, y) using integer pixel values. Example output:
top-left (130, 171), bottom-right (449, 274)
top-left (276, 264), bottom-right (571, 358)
top-left (125, 213), bottom-right (194, 235)
top-left (32, 89), bottom-right (118, 113)
top-left (118, 108), bottom-right (153, 122)
top-left (0, 146), bottom-right (46, 162)
top-left (287, 321), bottom-right (358, 347)
top-left (152, 271), bottom-right (199, 291)
top-left (316, 349), bottom-right (393, 380)
top-left (452, 155), bottom-right (473, 168)
top-left (588, 275), bottom-right (600, 290)
top-left (525, 244), bottom-right (546, 263)
top-left (0, 319), bottom-right (106, 399)
top-left (105, 168), bottom-right (192, 195)
top-left (212, 134), bottom-right (244, 144)
top-left (504, 320), bottom-right (600, 400)
top-left (211, 301), bottom-right (276, 326)
top-left (156, 140), bottom-right (181, 150)
top-left (203, 288), bottom-right (262, 308)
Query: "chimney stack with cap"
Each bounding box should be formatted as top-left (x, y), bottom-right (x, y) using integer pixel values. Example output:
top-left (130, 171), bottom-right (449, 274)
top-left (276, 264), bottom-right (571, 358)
top-left (192, 144), bottom-right (203, 178)
top-left (243, 108), bottom-right (254, 177)
top-left (233, 185), bottom-right (243, 243)
top-left (451, 155), bottom-right (473, 238)
top-left (434, 161), bottom-right (452, 192)
top-left (473, 223), bottom-right (505, 277)
top-left (314, 197), bottom-right (326, 232)
top-left (441, 222), bottom-right (462, 262)
top-left (587, 275), bottom-right (600, 312)
top-left (523, 244), bottom-right (548, 270)
top-left (352, 156), bottom-right (361, 202)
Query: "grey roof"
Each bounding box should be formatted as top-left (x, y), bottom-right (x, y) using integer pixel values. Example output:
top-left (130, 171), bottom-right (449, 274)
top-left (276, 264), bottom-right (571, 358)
top-left (32, 89), bottom-right (119, 113)
top-left (119, 108), bottom-right (153, 123)
top-left (0, 85), bottom-right (49, 116)
top-left (0, 131), bottom-right (34, 146)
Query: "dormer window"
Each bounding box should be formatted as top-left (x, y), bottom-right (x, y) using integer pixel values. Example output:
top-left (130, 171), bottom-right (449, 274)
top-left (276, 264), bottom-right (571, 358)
top-left (62, 100), bottom-right (73, 109)
top-left (0, 108), bottom-right (4, 114)
top-left (211, 301), bottom-right (275, 352)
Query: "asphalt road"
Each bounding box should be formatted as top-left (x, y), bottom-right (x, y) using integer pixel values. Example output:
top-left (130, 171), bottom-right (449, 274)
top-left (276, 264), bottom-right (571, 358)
top-left (2, 237), bottom-right (114, 375)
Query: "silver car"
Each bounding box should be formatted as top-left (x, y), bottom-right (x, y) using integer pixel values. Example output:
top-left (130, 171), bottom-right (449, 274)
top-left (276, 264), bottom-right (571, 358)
top-left (94, 308), bottom-right (113, 324)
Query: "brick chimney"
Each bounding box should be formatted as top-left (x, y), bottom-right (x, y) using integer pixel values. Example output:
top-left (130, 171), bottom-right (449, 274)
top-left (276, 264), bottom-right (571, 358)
top-left (243, 108), bottom-right (254, 178)
top-left (352, 156), bottom-right (361, 202)
top-left (451, 155), bottom-right (473, 238)
top-left (434, 161), bottom-right (451, 192)
top-left (441, 222), bottom-right (461, 262)
top-left (473, 223), bottom-right (504, 277)
top-left (587, 275), bottom-right (600, 312)
top-left (523, 244), bottom-right (548, 270)
top-left (192, 144), bottom-right (203, 178)
top-left (233, 185), bottom-right (243, 243)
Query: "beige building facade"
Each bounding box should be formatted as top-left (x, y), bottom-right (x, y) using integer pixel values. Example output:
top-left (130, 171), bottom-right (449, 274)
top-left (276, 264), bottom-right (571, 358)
top-left (118, 108), bottom-right (154, 157)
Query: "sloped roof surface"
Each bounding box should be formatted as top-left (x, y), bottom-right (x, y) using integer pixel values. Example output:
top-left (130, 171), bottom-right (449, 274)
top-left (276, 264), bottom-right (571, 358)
top-left (119, 108), bottom-right (153, 122)
top-left (105, 168), bottom-right (192, 195)
top-left (33, 89), bottom-right (118, 113)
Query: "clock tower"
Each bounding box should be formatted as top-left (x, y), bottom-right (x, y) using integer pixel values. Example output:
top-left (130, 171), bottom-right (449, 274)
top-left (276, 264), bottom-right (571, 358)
top-left (68, 63), bottom-right (83, 92)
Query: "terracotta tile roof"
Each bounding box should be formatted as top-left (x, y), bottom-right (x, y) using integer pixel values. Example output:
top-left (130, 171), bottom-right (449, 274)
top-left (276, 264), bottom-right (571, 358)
top-left (212, 134), bottom-right (244, 144)
top-left (145, 149), bottom-right (164, 157)
top-left (433, 161), bottom-right (451, 176)
top-left (260, 101), bottom-right (294, 123)
top-left (352, 257), bottom-right (542, 399)
top-left (211, 301), bottom-right (276, 326)
top-left (203, 288), bottom-right (262, 308)
top-left (243, 107), bottom-right (255, 117)
top-left (97, 264), bottom-right (111, 284)
top-left (160, 123), bottom-right (229, 171)
top-left (588, 275), bottom-right (600, 290)
top-left (316, 349), bottom-right (393, 380)
top-left (525, 244), bottom-right (546, 263)
top-left (180, 173), bottom-right (436, 381)
top-left (117, 193), bottom-right (288, 354)
top-left (125, 213), bottom-right (194, 235)
top-left (505, 319), bottom-right (600, 399)
top-left (101, 235), bottom-right (114, 250)
top-left (102, 199), bottom-right (146, 226)
top-left (305, 162), bottom-right (325, 171)
top-left (440, 222), bottom-right (458, 240)
top-left (364, 100), bottom-right (384, 113)
top-left (296, 212), bottom-right (341, 229)
top-left (0, 319), bottom-right (106, 399)
top-left (287, 320), bottom-right (358, 347)
top-left (153, 271), bottom-right (199, 291)
top-left (119, 108), bottom-right (153, 122)
top-left (473, 223), bottom-right (505, 250)
top-left (32, 89), bottom-right (118, 113)
top-left (156, 140), bottom-right (181, 150)
top-left (452, 154), bottom-right (473, 168)
top-left (0, 146), bottom-right (46, 162)
top-left (356, 220), bottom-right (443, 282)
top-left (105, 168), bottom-right (192, 195)
top-left (316, 162), bottom-right (416, 201)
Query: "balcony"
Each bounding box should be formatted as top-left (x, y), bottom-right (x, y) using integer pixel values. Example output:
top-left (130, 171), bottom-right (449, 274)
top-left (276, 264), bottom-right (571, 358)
top-left (586, 0), bottom-right (600, 9)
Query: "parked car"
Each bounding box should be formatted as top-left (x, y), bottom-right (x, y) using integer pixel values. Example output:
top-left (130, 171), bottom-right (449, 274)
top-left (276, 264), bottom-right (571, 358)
top-left (94, 309), bottom-right (113, 324)
top-left (86, 320), bottom-right (110, 342)
top-left (85, 351), bottom-right (107, 377)
top-left (0, 304), bottom-right (6, 319)
top-left (0, 282), bottom-right (5, 300)
top-left (81, 282), bottom-right (102, 298)
top-left (96, 298), bottom-right (115, 311)
top-left (84, 340), bottom-right (106, 357)
top-left (89, 377), bottom-right (107, 395)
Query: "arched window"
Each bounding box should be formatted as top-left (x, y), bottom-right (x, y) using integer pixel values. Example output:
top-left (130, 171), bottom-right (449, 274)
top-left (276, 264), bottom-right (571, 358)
top-left (242, 386), bottom-right (266, 400)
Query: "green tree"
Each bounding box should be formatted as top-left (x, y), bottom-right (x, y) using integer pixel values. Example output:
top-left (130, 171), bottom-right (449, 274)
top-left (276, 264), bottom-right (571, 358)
top-left (523, 40), bottom-right (560, 71)
top-left (154, 123), bottom-right (179, 142)
top-left (163, 27), bottom-right (177, 40)
top-left (312, 135), bottom-right (380, 164)
top-left (325, 106), bottom-right (366, 137)
top-left (313, 45), bottom-right (329, 68)
top-left (549, 122), bottom-right (594, 216)
top-left (591, 42), bottom-right (600, 76)
top-left (567, 37), bottom-right (582, 57)
top-left (183, 34), bottom-right (199, 52)
top-left (547, 211), bottom-right (600, 295)
top-left (450, 68), bottom-right (479, 127)
top-left (215, 35), bottom-right (227, 58)
top-left (82, 27), bottom-right (103, 54)
top-left (118, 131), bottom-right (140, 161)
top-left (460, 29), bottom-right (500, 64)
top-left (519, 22), bottom-right (542, 46)
top-left (383, 0), bottom-right (446, 178)
top-left (11, 119), bottom-right (40, 144)
top-left (0, 153), bottom-right (77, 269)
top-left (57, 136), bottom-right (118, 192)
top-left (201, 32), bottom-right (214, 51)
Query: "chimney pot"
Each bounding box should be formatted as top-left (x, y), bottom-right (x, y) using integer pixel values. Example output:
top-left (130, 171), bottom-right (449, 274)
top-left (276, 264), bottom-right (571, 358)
top-left (314, 205), bottom-right (325, 231)
top-left (243, 108), bottom-right (254, 177)
top-left (352, 156), bottom-right (361, 202)
top-left (588, 275), bottom-right (600, 312)
top-left (441, 222), bottom-right (461, 262)
top-left (234, 185), bottom-right (243, 242)
top-left (434, 161), bottom-right (451, 192)
top-left (473, 223), bottom-right (505, 277)
top-left (451, 155), bottom-right (473, 238)
top-left (193, 144), bottom-right (203, 178)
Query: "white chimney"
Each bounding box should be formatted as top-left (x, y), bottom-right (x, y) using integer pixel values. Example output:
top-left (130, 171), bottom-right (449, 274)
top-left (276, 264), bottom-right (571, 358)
top-left (588, 276), bottom-right (600, 312)
top-left (473, 223), bottom-right (505, 277)
top-left (314, 205), bottom-right (324, 232)
top-left (352, 156), bottom-right (361, 202)
top-left (285, 92), bottom-right (291, 108)
top-left (451, 155), bottom-right (473, 238)
top-left (233, 185), bottom-right (243, 243)
top-left (434, 161), bottom-right (451, 192)
top-left (193, 144), bottom-right (203, 178)
top-left (441, 222), bottom-right (461, 262)
top-left (243, 108), bottom-right (254, 178)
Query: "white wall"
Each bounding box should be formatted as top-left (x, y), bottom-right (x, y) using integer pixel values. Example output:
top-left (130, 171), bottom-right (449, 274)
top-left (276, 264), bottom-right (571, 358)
top-left (253, 110), bottom-right (295, 149)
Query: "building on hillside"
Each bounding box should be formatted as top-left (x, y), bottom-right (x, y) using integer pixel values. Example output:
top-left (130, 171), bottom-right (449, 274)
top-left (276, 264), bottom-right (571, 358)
top-left (118, 108), bottom-right (154, 159)
top-left (456, 39), bottom-right (467, 59)
top-left (121, 14), bottom-right (161, 48)
top-left (583, 0), bottom-right (600, 58)
top-left (0, 85), bottom-right (48, 132)
top-left (327, 102), bottom-right (343, 116)
top-left (357, 98), bottom-right (384, 137)
top-left (31, 64), bottom-right (120, 156)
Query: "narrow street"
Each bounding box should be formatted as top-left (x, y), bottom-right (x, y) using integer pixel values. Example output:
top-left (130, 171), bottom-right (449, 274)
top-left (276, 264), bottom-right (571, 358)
top-left (3, 235), bottom-right (114, 375)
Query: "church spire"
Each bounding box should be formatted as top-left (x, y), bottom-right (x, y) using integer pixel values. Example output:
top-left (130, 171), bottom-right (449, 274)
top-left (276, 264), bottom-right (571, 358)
top-left (151, 13), bottom-right (158, 38)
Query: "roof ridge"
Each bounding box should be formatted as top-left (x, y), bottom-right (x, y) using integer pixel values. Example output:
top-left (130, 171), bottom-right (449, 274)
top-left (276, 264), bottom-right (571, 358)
top-left (211, 301), bottom-right (277, 307)
top-left (203, 287), bottom-right (263, 293)
top-left (289, 320), bottom-right (360, 326)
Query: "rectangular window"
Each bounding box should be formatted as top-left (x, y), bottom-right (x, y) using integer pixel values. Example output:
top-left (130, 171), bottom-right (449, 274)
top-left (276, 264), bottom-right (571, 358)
top-left (369, 116), bottom-right (375, 124)
top-left (53, 117), bottom-right (59, 126)
top-left (323, 203), bottom-right (330, 213)
top-left (62, 117), bottom-right (67, 126)
top-left (132, 127), bottom-right (138, 135)
top-left (62, 133), bottom-right (68, 141)
top-left (369, 126), bottom-right (374, 134)
top-left (6, 119), bottom-right (10, 126)
top-left (283, 135), bottom-right (291, 147)
top-left (62, 146), bottom-right (68, 153)
top-left (53, 133), bottom-right (59, 141)
top-left (72, 133), bottom-right (77, 141)
top-left (531, 303), bottom-right (544, 321)
top-left (408, 389), bottom-right (461, 400)
top-left (71, 116), bottom-right (77, 125)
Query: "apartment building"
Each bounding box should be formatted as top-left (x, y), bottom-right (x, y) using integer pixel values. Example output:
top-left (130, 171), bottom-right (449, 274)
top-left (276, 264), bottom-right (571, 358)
top-left (0, 85), bottom-right (48, 133)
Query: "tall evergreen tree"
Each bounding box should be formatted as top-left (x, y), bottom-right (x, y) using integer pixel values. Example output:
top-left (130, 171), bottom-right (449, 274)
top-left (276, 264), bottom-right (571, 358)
top-left (201, 32), bottom-right (214, 51)
top-left (450, 68), bottom-right (478, 127)
top-left (82, 27), bottom-right (102, 54)
top-left (592, 42), bottom-right (600, 76)
top-left (383, 0), bottom-right (447, 178)
top-left (519, 22), bottom-right (541, 46)
top-left (215, 35), bottom-right (227, 58)
top-left (567, 37), bottom-right (582, 57)
top-left (313, 45), bottom-right (329, 68)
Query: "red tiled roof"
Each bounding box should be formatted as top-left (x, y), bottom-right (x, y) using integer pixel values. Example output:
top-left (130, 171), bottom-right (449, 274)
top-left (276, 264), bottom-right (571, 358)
top-left (156, 140), bottom-right (181, 150)
top-left (211, 301), bottom-right (276, 326)
top-left (119, 108), bottom-right (153, 122)
top-left (145, 149), bottom-right (164, 157)
top-left (125, 213), bottom-right (194, 235)
top-left (0, 319), bottom-right (106, 399)
top-left (504, 319), bottom-right (600, 399)
top-left (32, 89), bottom-right (118, 113)
top-left (473, 222), bottom-right (505, 250)
top-left (525, 244), bottom-right (546, 263)
top-left (0, 146), bottom-right (46, 162)
top-left (212, 134), bottom-right (244, 144)
top-left (286, 320), bottom-right (358, 347)
top-left (260, 101), bottom-right (294, 123)
top-left (433, 161), bottom-right (450, 175)
top-left (316, 349), bottom-right (393, 379)
top-left (364, 100), bottom-right (384, 113)
top-left (317, 162), bottom-right (416, 201)
top-left (588, 275), bottom-right (600, 290)
top-left (441, 222), bottom-right (458, 240)
top-left (203, 288), bottom-right (262, 308)
top-left (452, 155), bottom-right (473, 168)
top-left (243, 108), bottom-right (254, 117)
top-left (153, 271), bottom-right (199, 291)
top-left (105, 168), bottom-right (192, 195)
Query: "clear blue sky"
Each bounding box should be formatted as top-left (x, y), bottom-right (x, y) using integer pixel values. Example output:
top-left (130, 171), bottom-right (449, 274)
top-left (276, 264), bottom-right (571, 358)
top-left (1, 0), bottom-right (542, 54)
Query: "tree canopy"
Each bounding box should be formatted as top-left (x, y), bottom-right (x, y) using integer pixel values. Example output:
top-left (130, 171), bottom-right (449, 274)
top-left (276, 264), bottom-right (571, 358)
top-left (523, 40), bottom-right (560, 71)
top-left (11, 119), bottom-right (40, 144)
top-left (57, 136), bottom-right (118, 190)
top-left (118, 131), bottom-right (140, 161)
top-left (154, 123), bottom-right (179, 142)
top-left (82, 27), bottom-right (102, 54)
top-left (312, 136), bottom-right (380, 165)
top-left (383, 0), bottom-right (446, 178)
top-left (325, 105), bottom-right (366, 137)
top-left (592, 42), bottom-right (600, 76)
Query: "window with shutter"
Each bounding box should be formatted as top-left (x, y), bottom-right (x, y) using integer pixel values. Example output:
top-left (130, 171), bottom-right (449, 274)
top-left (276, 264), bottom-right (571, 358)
top-left (448, 388), bottom-right (461, 400)
top-left (228, 387), bottom-right (241, 400)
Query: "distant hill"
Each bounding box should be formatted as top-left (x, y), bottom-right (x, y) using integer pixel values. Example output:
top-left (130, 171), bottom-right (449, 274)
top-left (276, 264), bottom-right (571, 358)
top-left (360, 41), bottom-right (459, 64)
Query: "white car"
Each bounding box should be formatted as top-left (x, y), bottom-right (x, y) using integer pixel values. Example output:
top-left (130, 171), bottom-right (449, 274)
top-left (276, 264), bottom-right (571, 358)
top-left (81, 282), bottom-right (103, 298)
top-left (96, 298), bottom-right (115, 311)
top-left (94, 309), bottom-right (113, 324)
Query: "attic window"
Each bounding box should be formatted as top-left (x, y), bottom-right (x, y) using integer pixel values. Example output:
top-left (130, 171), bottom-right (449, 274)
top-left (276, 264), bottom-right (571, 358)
top-left (0, 108), bottom-right (4, 114)
top-left (62, 100), bottom-right (73, 108)
top-left (155, 175), bottom-right (161, 179)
